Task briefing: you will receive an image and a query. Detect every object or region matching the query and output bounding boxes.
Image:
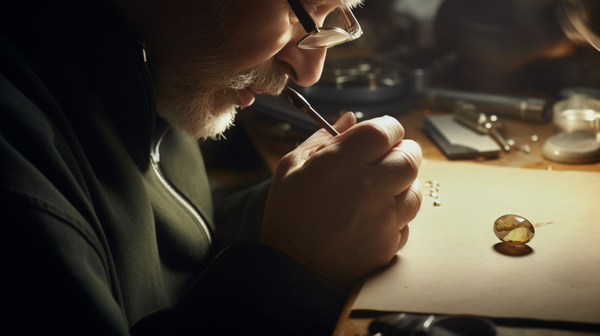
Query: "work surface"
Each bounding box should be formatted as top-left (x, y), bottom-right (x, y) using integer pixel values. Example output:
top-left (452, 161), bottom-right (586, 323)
top-left (233, 106), bottom-right (600, 336)
top-left (352, 159), bottom-right (600, 330)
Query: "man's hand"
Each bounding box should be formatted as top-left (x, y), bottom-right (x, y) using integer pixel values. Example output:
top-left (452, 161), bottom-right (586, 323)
top-left (261, 112), bottom-right (422, 293)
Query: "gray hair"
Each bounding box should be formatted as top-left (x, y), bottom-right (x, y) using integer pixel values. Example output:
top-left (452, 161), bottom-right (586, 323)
top-left (337, 0), bottom-right (365, 9)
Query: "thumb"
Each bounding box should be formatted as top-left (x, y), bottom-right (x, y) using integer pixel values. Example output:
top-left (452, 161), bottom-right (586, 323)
top-left (333, 111), bottom-right (357, 134)
top-left (295, 112), bottom-right (357, 152)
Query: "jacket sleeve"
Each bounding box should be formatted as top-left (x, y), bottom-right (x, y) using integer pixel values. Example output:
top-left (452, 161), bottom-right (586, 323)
top-left (3, 192), bottom-right (347, 336)
top-left (131, 242), bottom-right (347, 336)
top-left (211, 179), bottom-right (272, 249)
top-left (2, 190), bottom-right (346, 336)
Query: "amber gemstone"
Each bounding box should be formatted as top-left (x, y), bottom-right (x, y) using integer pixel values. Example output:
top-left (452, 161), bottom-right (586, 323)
top-left (493, 214), bottom-right (535, 245)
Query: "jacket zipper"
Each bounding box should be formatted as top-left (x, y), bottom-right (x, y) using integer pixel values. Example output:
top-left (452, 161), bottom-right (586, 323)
top-left (136, 41), bottom-right (212, 246)
top-left (150, 156), bottom-right (213, 246)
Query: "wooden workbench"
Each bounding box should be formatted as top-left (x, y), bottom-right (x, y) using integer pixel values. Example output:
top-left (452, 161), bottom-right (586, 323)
top-left (234, 106), bottom-right (600, 336)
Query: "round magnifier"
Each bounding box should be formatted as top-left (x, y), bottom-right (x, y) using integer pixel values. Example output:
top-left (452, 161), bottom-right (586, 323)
top-left (542, 94), bottom-right (600, 163)
top-left (558, 0), bottom-right (600, 51)
top-left (369, 313), bottom-right (496, 336)
top-left (427, 315), bottom-right (496, 336)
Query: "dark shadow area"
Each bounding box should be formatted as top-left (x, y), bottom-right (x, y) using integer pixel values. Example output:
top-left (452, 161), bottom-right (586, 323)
top-left (200, 118), bottom-right (272, 196)
top-left (493, 242), bottom-right (534, 256)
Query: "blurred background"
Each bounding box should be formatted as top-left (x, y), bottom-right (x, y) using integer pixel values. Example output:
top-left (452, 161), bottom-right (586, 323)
top-left (202, 0), bottom-right (600, 188)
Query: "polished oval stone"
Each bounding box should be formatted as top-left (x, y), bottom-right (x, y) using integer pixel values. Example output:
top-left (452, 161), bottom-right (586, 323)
top-left (493, 214), bottom-right (535, 245)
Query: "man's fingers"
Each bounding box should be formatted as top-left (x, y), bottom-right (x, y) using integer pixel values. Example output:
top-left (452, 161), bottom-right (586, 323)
top-left (333, 111), bottom-right (356, 134)
top-left (334, 116), bottom-right (405, 165)
top-left (397, 224), bottom-right (410, 252)
top-left (372, 139), bottom-right (422, 197)
top-left (276, 112), bottom-right (357, 173)
top-left (296, 112), bottom-right (357, 152)
top-left (395, 178), bottom-right (422, 233)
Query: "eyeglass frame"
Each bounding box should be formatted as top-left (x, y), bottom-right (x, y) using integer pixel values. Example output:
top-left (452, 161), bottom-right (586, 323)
top-left (286, 0), bottom-right (363, 49)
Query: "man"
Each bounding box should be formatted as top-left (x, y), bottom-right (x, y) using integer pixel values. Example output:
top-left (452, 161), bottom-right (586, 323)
top-left (0, 0), bottom-right (422, 334)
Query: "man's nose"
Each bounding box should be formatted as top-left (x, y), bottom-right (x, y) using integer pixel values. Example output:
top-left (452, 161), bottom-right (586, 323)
top-left (276, 41), bottom-right (327, 87)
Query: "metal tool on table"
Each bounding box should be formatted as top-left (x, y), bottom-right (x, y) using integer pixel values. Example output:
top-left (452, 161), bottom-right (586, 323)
top-left (415, 89), bottom-right (550, 123)
top-left (453, 101), bottom-right (511, 152)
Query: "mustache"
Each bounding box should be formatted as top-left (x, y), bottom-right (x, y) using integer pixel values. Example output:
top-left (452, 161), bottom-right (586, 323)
top-left (226, 58), bottom-right (288, 96)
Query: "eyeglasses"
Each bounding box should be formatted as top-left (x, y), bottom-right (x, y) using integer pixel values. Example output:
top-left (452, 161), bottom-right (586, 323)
top-left (287, 0), bottom-right (363, 50)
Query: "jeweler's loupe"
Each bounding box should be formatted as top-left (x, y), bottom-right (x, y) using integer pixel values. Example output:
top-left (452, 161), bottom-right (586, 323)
top-left (542, 94), bottom-right (600, 163)
top-left (369, 313), bottom-right (496, 336)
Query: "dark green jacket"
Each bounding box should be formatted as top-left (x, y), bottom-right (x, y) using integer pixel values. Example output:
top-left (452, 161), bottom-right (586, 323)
top-left (0, 0), bottom-right (344, 334)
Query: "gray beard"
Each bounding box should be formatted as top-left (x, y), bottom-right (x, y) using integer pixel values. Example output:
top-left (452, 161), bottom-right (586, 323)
top-left (143, 2), bottom-right (289, 140)
top-left (154, 82), bottom-right (241, 141)
top-left (152, 58), bottom-right (288, 140)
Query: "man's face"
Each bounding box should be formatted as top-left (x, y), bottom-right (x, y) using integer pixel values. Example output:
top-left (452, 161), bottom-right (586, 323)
top-left (142, 0), bottom-right (345, 139)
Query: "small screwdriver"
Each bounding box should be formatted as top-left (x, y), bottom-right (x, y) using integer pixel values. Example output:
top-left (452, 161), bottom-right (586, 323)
top-left (453, 102), bottom-right (511, 152)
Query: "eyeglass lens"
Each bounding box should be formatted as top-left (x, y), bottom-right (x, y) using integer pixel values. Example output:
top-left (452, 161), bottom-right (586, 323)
top-left (298, 28), bottom-right (353, 49)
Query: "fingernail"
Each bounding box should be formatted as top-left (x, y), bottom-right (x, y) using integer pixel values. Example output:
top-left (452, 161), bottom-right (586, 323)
top-left (335, 111), bottom-right (354, 127)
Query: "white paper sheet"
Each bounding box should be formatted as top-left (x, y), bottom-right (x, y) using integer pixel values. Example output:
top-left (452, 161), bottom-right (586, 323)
top-left (352, 160), bottom-right (600, 324)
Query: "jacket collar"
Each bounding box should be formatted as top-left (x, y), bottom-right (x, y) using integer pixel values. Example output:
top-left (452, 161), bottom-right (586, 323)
top-left (1, 0), bottom-right (159, 170)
